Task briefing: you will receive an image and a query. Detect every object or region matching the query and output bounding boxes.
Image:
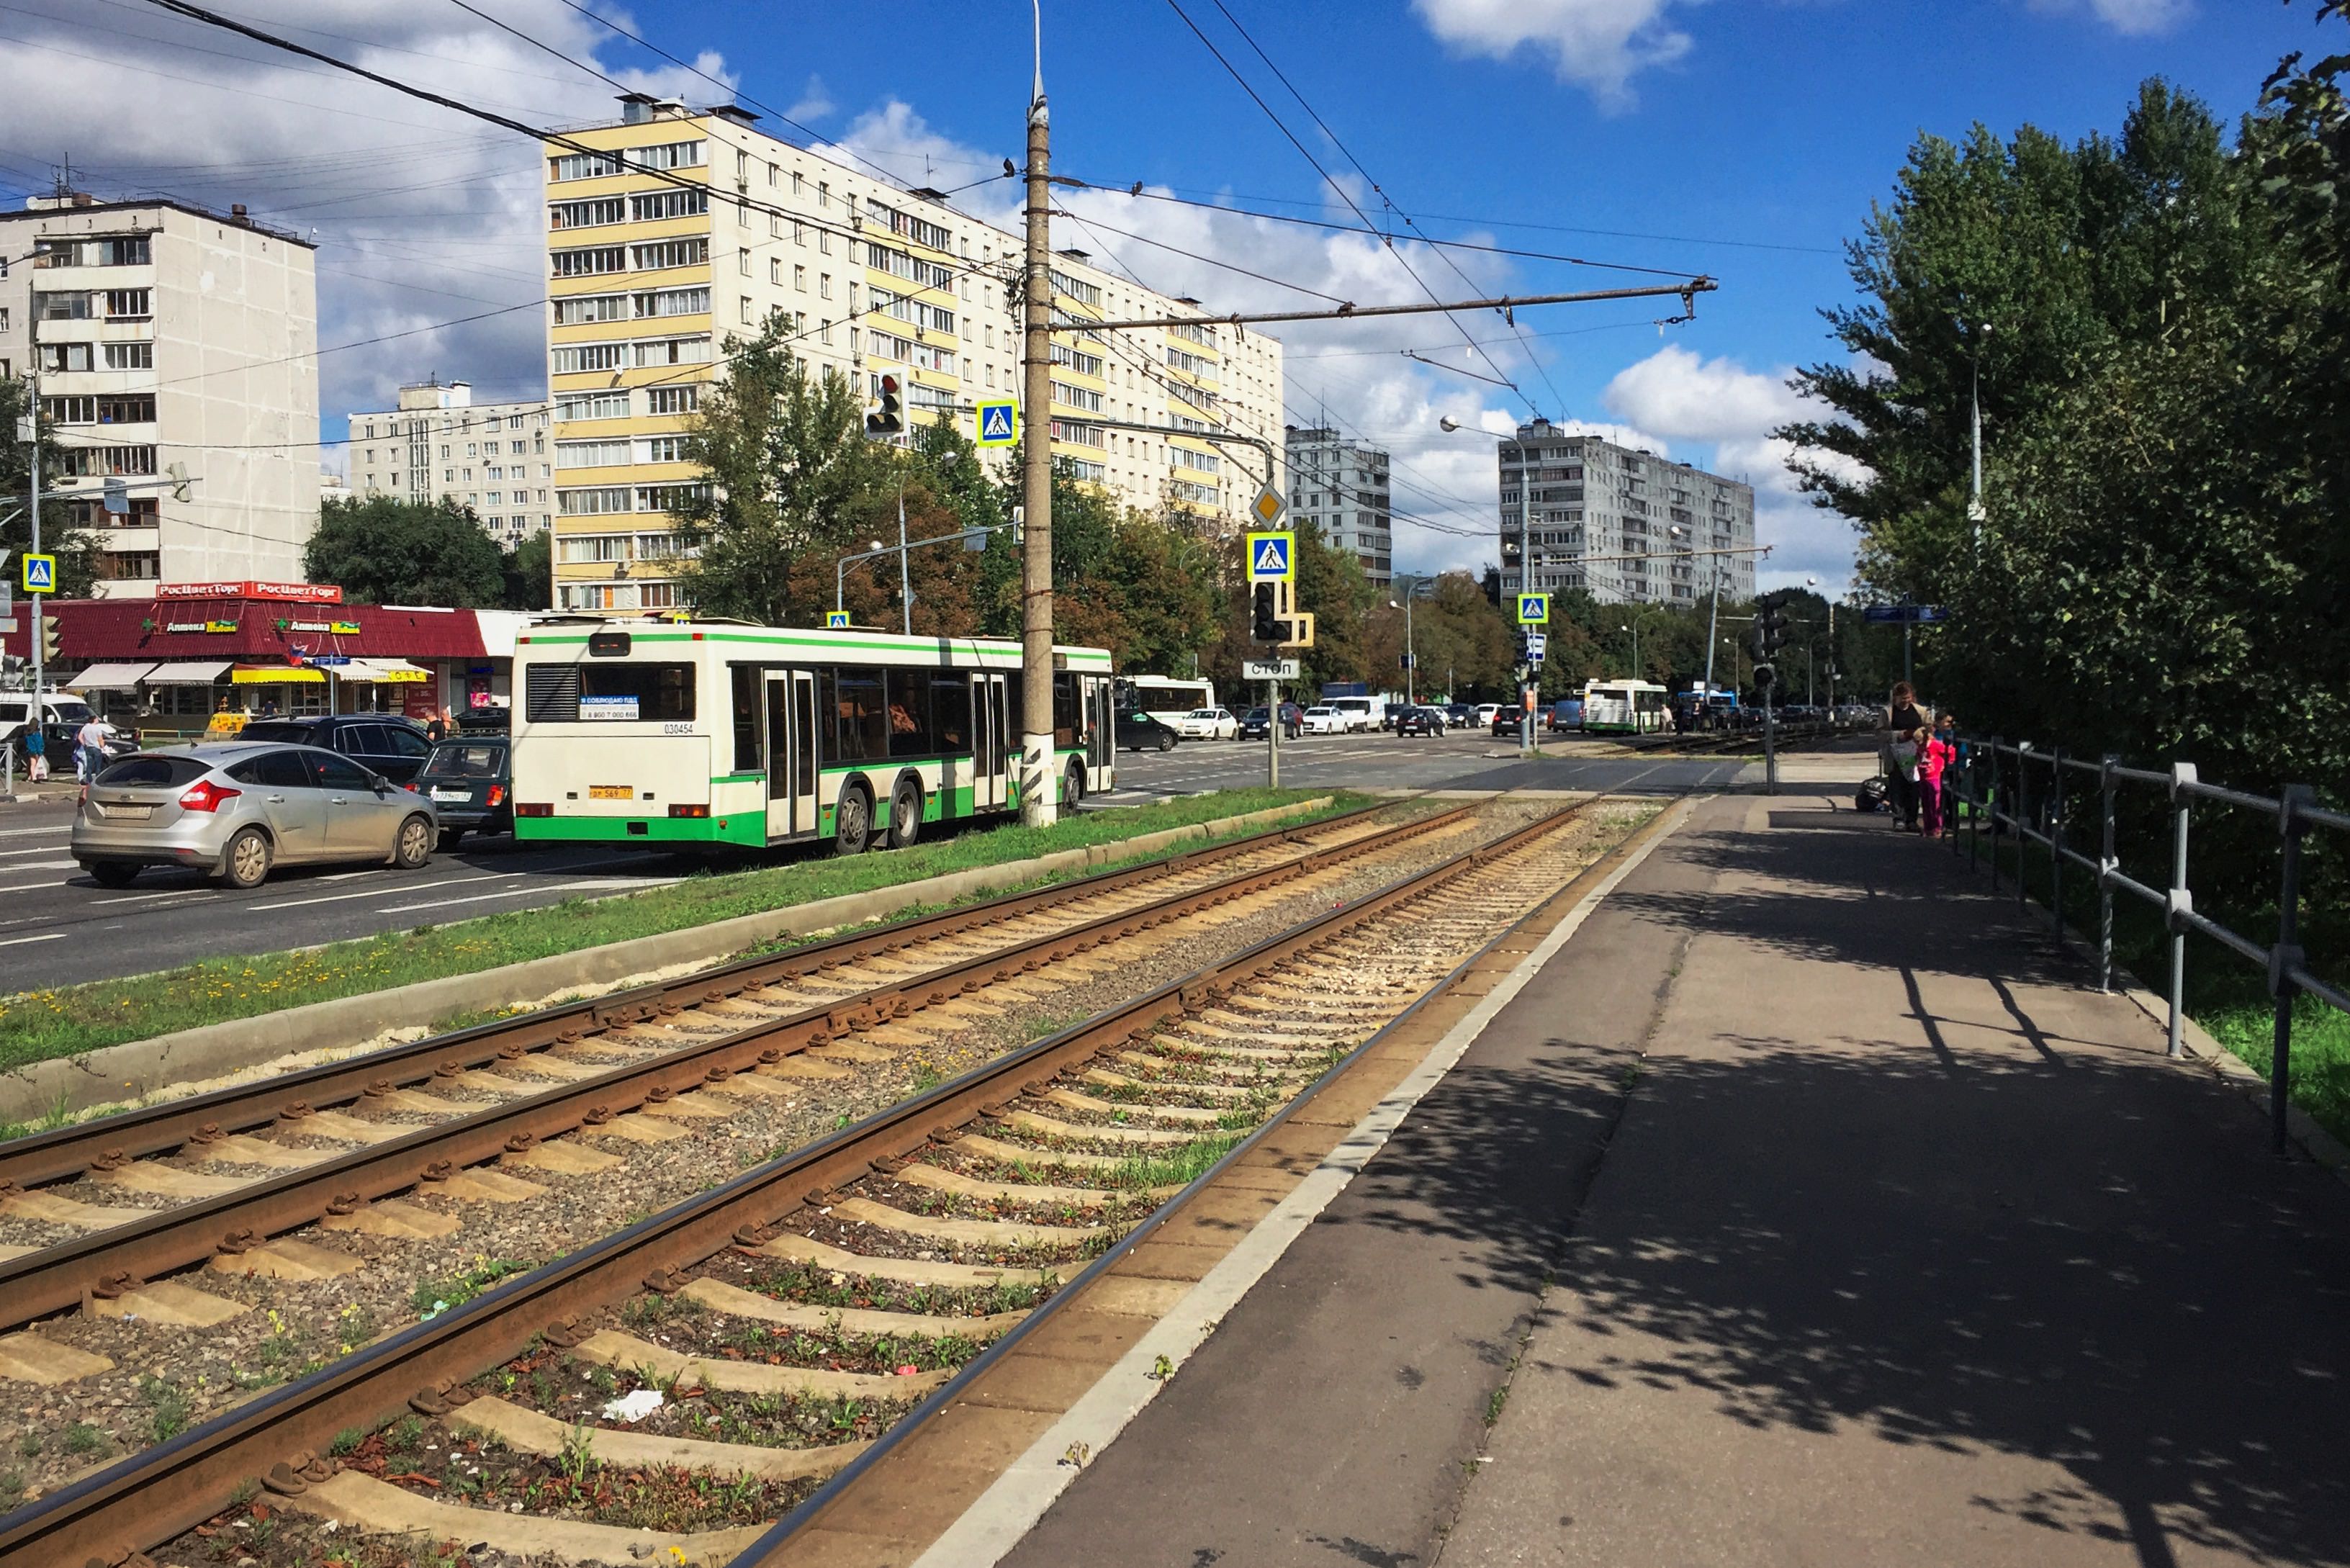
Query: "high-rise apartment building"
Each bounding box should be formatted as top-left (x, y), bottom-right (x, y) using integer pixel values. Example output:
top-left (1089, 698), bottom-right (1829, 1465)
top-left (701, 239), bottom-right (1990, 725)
top-left (540, 95), bottom-right (1285, 615)
top-left (344, 380), bottom-right (553, 547)
top-left (1284, 425), bottom-right (1391, 587)
top-left (0, 194), bottom-right (318, 595)
top-left (1496, 420), bottom-right (1755, 606)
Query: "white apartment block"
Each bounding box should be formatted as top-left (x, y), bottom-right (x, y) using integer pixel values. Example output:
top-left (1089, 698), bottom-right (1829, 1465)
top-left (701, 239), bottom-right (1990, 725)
top-left (1497, 420), bottom-right (1756, 606)
top-left (344, 379), bottom-right (553, 547)
top-left (1284, 425), bottom-right (1391, 586)
top-left (0, 194), bottom-right (318, 595)
top-left (541, 95), bottom-right (1285, 615)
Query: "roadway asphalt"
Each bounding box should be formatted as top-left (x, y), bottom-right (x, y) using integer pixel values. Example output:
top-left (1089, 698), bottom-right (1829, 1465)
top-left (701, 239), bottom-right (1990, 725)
top-left (0, 730), bottom-right (1742, 989)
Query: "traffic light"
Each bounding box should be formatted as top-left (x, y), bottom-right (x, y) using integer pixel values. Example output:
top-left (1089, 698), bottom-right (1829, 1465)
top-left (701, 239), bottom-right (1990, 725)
top-left (1754, 662), bottom-right (1776, 692)
top-left (865, 374), bottom-right (904, 437)
top-left (40, 613), bottom-right (60, 661)
top-left (1252, 582), bottom-right (1282, 643)
top-left (1755, 592), bottom-right (1787, 660)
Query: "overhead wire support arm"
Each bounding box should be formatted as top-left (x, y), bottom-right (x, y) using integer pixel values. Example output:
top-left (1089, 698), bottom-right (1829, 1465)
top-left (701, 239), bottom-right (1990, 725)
top-left (1078, 280), bottom-right (1715, 333)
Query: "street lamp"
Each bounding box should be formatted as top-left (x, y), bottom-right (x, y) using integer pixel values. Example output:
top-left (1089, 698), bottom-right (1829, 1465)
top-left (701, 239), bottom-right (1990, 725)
top-left (1388, 596), bottom-right (1416, 706)
top-left (1437, 415), bottom-right (1534, 758)
top-left (1806, 574), bottom-right (1836, 710)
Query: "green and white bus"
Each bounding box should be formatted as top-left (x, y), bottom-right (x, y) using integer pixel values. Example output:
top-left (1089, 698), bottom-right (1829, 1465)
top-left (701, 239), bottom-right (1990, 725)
top-left (510, 619), bottom-right (1117, 853)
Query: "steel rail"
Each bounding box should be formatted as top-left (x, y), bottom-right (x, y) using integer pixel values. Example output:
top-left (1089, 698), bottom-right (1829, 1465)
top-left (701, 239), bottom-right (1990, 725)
top-left (0, 802), bottom-right (1584, 1568)
top-left (0, 802), bottom-right (1475, 1328)
top-left (0, 800), bottom-right (1406, 1196)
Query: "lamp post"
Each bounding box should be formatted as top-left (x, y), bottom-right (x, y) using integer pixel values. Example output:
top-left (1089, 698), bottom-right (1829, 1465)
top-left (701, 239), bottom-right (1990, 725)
top-left (1963, 319), bottom-right (1991, 549)
top-left (1439, 415), bottom-right (1534, 758)
top-left (1388, 595), bottom-right (1416, 706)
top-left (1806, 575), bottom-right (1836, 711)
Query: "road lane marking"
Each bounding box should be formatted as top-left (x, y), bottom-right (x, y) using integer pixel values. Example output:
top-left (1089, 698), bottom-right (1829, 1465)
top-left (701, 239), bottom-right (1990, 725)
top-left (0, 825), bottom-right (72, 838)
top-left (246, 875), bottom-right (493, 912)
top-left (0, 932), bottom-right (67, 948)
top-left (372, 875), bottom-right (680, 916)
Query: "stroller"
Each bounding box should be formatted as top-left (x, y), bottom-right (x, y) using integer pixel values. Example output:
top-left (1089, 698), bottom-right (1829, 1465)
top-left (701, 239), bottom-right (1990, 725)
top-left (1855, 736), bottom-right (1921, 826)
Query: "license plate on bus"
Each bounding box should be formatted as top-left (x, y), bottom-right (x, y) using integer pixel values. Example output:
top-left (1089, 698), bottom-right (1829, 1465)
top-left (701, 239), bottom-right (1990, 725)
top-left (430, 788), bottom-right (469, 803)
top-left (589, 785), bottom-right (633, 800)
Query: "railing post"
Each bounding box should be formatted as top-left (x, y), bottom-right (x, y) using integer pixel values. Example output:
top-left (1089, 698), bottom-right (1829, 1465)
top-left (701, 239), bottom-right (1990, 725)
top-left (1988, 739), bottom-right (2002, 893)
top-left (1968, 743), bottom-right (1981, 872)
top-left (2166, 762), bottom-right (2197, 1060)
top-left (2269, 785), bottom-right (2312, 1157)
top-left (2097, 754), bottom-right (2117, 993)
top-left (2016, 742), bottom-right (2033, 912)
top-left (2048, 747), bottom-right (2065, 939)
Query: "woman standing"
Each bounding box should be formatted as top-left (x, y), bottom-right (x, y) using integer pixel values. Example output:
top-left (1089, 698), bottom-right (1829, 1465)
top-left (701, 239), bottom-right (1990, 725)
top-left (1884, 682), bottom-right (1929, 830)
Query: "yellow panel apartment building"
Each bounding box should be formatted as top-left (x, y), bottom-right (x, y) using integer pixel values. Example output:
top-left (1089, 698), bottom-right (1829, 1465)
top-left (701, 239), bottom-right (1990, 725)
top-left (544, 95), bottom-right (1286, 614)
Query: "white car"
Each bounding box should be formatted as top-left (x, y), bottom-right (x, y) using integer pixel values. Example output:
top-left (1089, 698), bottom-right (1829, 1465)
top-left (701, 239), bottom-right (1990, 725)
top-left (1299, 705), bottom-right (1348, 735)
top-left (1474, 703), bottom-right (1503, 728)
top-left (1176, 706), bottom-right (1240, 740)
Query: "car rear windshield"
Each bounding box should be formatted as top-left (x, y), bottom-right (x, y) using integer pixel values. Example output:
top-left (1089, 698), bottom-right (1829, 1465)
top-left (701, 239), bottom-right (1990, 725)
top-left (237, 722), bottom-right (316, 744)
top-left (94, 755), bottom-right (211, 788)
top-left (423, 742), bottom-right (505, 778)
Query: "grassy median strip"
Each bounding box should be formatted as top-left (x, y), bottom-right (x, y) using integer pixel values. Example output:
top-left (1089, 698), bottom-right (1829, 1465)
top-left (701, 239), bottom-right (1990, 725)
top-left (0, 788), bottom-right (1360, 1076)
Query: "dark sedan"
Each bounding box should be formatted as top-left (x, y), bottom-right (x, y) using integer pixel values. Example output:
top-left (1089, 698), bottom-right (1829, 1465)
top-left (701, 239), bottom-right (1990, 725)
top-left (1240, 703), bottom-right (1304, 740)
top-left (1393, 706), bottom-right (1447, 737)
top-left (1115, 709), bottom-right (1179, 752)
top-left (236, 713), bottom-right (435, 783)
top-left (410, 736), bottom-right (511, 848)
top-left (1491, 710), bottom-right (1532, 739)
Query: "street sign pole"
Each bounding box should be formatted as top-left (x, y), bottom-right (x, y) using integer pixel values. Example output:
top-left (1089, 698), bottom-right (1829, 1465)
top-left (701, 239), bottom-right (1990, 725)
top-left (1266, 675), bottom-right (1279, 790)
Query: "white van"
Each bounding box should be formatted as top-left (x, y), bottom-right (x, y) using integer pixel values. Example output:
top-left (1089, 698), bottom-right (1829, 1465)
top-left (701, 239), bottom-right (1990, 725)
top-left (1327, 696), bottom-right (1382, 733)
top-left (0, 690), bottom-right (96, 739)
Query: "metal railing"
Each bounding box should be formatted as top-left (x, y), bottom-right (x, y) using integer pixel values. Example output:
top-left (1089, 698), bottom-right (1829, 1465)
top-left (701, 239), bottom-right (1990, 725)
top-left (1949, 739), bottom-right (2349, 1154)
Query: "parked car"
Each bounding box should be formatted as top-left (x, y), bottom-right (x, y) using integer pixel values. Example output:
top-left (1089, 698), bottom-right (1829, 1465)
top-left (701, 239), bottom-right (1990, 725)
top-left (1240, 704), bottom-right (1303, 740)
top-left (1473, 703), bottom-right (1502, 729)
top-left (1394, 706), bottom-right (1447, 737)
top-left (1115, 708), bottom-right (1179, 752)
top-left (235, 713), bottom-right (435, 783)
top-left (71, 744), bottom-right (436, 889)
top-left (1299, 705), bottom-right (1348, 735)
top-left (1175, 706), bottom-right (1240, 740)
top-left (1445, 703), bottom-right (1476, 727)
top-left (412, 735), bottom-right (511, 848)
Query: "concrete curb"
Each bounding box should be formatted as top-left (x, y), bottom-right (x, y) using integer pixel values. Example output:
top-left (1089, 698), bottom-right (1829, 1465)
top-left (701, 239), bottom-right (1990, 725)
top-left (0, 796), bottom-right (1333, 1125)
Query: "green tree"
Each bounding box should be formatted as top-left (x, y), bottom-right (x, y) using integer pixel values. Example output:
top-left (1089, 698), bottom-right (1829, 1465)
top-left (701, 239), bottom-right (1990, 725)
top-left (0, 379), bottom-right (99, 598)
top-left (305, 495), bottom-right (504, 607)
top-left (500, 529), bottom-right (552, 611)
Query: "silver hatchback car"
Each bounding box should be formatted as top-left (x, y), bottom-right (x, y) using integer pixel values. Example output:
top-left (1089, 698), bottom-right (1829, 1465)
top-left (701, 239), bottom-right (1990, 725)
top-left (72, 743), bottom-right (438, 890)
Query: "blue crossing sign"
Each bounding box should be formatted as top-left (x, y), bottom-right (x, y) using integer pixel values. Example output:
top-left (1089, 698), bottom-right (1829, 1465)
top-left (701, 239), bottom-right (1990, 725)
top-left (974, 400), bottom-right (1018, 447)
top-left (21, 554), bottom-right (55, 594)
top-left (1516, 592), bottom-right (1549, 626)
top-left (826, 609), bottom-right (852, 629)
top-left (1246, 531), bottom-right (1295, 583)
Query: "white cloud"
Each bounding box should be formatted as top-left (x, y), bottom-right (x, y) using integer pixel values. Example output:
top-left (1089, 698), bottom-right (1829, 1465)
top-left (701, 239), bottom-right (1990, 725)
top-left (1410, 0), bottom-right (1694, 109)
top-left (2027, 0), bottom-right (2191, 35)
top-left (786, 74), bottom-right (834, 122)
top-left (1601, 345), bottom-right (1804, 443)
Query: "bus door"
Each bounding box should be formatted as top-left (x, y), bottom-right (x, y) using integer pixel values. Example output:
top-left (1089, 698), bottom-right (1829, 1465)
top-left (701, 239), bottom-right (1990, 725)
top-left (763, 670), bottom-right (819, 839)
top-left (973, 672), bottom-right (1008, 812)
top-left (1086, 677), bottom-right (1115, 785)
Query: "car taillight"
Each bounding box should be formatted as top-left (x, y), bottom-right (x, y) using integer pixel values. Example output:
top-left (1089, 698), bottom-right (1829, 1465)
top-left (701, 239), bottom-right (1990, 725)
top-left (402, 781), bottom-right (420, 792)
top-left (486, 784), bottom-right (505, 808)
top-left (179, 779), bottom-right (241, 813)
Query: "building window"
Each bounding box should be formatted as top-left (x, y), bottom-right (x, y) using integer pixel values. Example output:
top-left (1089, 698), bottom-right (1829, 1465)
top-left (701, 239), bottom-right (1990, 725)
top-left (37, 343), bottom-right (91, 373)
top-left (646, 386), bottom-right (699, 415)
top-left (793, 265), bottom-right (806, 292)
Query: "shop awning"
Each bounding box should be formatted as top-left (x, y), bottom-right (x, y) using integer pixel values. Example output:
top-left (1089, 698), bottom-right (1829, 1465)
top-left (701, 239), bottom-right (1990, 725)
top-left (63, 662), bottom-right (156, 690)
top-left (145, 660), bottom-right (234, 685)
top-left (230, 665), bottom-right (325, 685)
top-left (342, 657), bottom-right (432, 683)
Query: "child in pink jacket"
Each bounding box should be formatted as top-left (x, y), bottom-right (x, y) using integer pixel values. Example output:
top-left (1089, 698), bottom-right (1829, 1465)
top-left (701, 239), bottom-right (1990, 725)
top-left (1918, 721), bottom-right (1957, 838)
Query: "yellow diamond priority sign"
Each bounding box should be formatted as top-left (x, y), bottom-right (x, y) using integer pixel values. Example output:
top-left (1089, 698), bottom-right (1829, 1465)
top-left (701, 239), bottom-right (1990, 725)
top-left (1250, 487), bottom-right (1287, 528)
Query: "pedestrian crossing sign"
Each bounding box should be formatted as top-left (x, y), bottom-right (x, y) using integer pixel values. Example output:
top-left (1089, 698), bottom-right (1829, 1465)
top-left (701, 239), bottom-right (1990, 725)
top-left (20, 554), bottom-right (54, 594)
top-left (975, 399), bottom-right (1018, 447)
top-left (1516, 592), bottom-right (1549, 626)
top-left (1246, 531), bottom-right (1295, 583)
top-left (826, 609), bottom-right (852, 629)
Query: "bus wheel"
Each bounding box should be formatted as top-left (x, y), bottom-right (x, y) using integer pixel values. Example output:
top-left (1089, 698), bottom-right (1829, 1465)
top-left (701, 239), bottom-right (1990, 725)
top-left (834, 784), bottom-right (874, 855)
top-left (886, 778), bottom-right (922, 849)
top-left (1063, 762), bottom-right (1086, 808)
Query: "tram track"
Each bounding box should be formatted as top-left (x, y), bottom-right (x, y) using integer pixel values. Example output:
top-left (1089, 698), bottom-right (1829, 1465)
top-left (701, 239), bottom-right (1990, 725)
top-left (0, 792), bottom-right (1656, 1568)
top-left (0, 799), bottom-right (1482, 1335)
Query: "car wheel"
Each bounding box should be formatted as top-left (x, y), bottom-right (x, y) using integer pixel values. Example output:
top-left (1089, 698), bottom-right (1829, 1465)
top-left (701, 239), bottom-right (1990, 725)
top-left (1063, 762), bottom-right (1086, 808)
top-left (86, 862), bottom-right (140, 888)
top-left (834, 783), bottom-right (874, 855)
top-left (393, 814), bottom-right (433, 870)
top-left (438, 828), bottom-right (466, 853)
top-left (886, 778), bottom-right (922, 850)
top-left (215, 826), bottom-right (272, 890)
top-left (1157, 732), bottom-right (1176, 752)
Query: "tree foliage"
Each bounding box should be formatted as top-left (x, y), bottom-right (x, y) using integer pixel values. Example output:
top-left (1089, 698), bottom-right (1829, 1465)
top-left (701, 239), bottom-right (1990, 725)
top-left (1781, 18), bottom-right (2350, 794)
top-left (305, 495), bottom-right (505, 608)
top-left (0, 379), bottom-right (99, 598)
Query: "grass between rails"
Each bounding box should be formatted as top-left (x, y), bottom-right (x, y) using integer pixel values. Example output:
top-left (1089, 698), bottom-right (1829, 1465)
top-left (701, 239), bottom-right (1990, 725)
top-left (0, 788), bottom-right (1359, 1081)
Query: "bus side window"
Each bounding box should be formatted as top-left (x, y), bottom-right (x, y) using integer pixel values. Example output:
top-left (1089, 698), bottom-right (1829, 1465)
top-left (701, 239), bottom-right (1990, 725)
top-left (932, 675), bottom-right (971, 754)
top-left (886, 670), bottom-right (935, 759)
top-left (1052, 672), bottom-right (1078, 749)
top-left (731, 666), bottom-right (761, 772)
top-left (835, 670), bottom-right (887, 762)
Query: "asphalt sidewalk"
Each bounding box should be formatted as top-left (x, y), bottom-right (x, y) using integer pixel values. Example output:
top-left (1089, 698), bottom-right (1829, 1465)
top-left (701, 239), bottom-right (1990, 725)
top-left (1000, 792), bottom-right (2350, 1568)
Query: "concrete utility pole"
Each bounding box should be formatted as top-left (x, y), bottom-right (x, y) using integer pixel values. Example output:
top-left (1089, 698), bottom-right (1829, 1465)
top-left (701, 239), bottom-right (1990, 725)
top-left (26, 333), bottom-right (42, 711)
top-left (1017, 1), bottom-right (1056, 826)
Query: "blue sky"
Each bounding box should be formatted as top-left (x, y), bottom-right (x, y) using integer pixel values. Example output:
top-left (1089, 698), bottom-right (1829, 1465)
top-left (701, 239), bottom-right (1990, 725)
top-left (1, 0), bottom-right (2325, 590)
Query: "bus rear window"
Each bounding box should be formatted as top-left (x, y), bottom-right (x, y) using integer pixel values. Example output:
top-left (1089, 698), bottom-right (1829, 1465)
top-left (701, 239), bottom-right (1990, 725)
top-left (573, 662), bottom-right (695, 724)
